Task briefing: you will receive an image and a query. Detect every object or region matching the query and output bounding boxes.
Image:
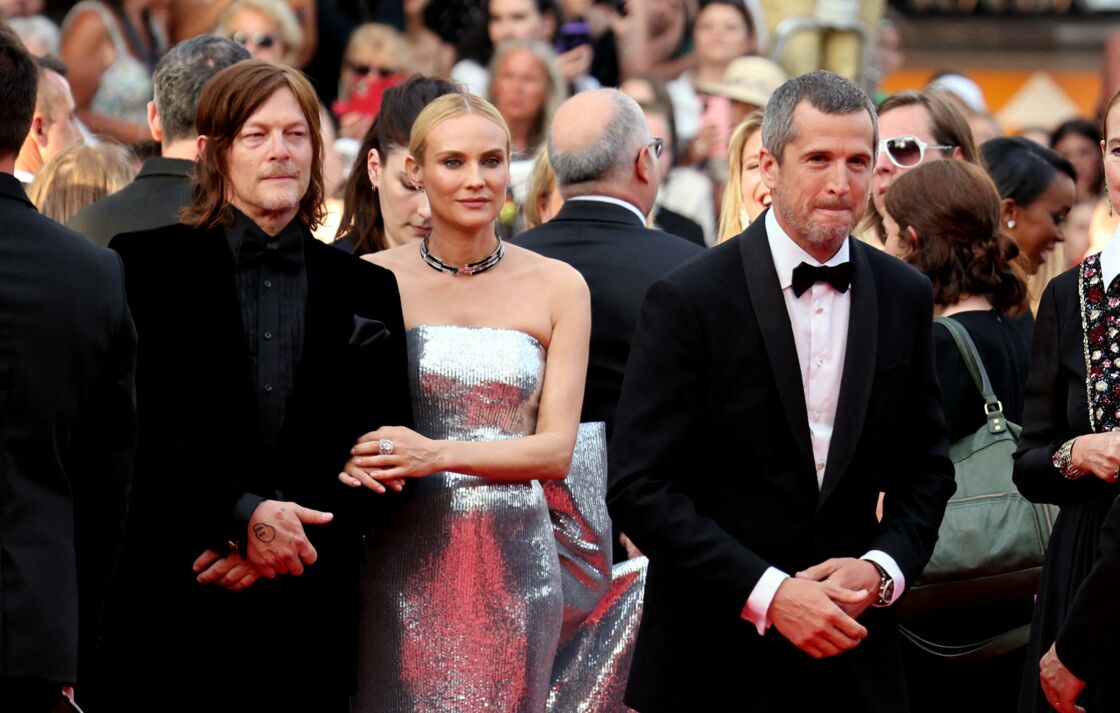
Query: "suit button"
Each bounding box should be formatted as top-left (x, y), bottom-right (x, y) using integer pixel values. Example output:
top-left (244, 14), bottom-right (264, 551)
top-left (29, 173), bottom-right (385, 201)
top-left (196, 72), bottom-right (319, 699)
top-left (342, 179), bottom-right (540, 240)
top-left (264, 384), bottom-right (273, 392)
top-left (264, 279), bottom-right (273, 288)
top-left (264, 331), bottom-right (273, 340)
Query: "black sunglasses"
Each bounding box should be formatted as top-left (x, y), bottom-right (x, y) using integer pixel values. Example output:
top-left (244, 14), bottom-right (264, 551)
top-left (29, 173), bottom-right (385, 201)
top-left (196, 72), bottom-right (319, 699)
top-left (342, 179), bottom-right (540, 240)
top-left (232, 31), bottom-right (278, 49)
top-left (648, 137), bottom-right (665, 159)
top-left (347, 61), bottom-right (395, 78)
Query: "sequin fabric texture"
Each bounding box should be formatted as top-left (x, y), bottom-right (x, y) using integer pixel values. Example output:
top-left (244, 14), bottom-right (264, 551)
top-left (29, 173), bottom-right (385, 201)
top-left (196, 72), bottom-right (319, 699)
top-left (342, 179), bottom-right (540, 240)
top-left (1079, 254), bottom-right (1120, 432)
top-left (356, 325), bottom-right (563, 712)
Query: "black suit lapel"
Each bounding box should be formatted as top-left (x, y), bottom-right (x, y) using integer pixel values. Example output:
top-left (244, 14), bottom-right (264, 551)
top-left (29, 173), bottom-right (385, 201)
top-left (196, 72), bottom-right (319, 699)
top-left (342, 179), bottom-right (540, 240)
top-left (739, 222), bottom-right (815, 476)
top-left (819, 238), bottom-right (878, 506)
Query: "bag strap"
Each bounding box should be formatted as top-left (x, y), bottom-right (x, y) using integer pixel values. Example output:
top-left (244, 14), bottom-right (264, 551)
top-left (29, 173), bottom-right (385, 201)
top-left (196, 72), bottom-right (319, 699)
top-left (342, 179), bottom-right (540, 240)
top-left (899, 623), bottom-right (1031, 662)
top-left (934, 316), bottom-right (1009, 435)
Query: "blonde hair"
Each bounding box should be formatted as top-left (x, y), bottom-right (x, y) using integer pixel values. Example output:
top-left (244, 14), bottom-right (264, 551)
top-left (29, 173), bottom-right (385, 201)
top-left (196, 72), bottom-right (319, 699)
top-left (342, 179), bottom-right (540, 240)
top-left (340, 24), bottom-right (414, 98)
top-left (717, 109), bottom-right (764, 244)
top-left (220, 0), bottom-right (304, 66)
top-left (522, 145), bottom-right (557, 230)
top-left (29, 142), bottom-right (135, 224)
top-left (487, 38), bottom-right (567, 155)
top-left (409, 92), bottom-right (512, 166)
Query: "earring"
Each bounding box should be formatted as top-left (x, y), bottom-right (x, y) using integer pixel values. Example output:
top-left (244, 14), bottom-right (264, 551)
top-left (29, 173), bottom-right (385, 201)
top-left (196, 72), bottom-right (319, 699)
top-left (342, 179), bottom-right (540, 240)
top-left (1006, 219), bottom-right (1016, 230)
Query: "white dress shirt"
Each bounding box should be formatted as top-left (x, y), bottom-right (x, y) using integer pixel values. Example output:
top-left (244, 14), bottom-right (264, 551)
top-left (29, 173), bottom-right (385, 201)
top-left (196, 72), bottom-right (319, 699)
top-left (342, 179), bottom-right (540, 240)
top-left (566, 195), bottom-right (648, 224)
top-left (741, 209), bottom-right (904, 635)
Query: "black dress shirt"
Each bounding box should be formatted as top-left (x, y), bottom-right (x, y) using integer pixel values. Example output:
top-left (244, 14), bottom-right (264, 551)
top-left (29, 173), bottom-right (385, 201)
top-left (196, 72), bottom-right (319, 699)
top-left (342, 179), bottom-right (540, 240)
top-left (225, 209), bottom-right (307, 448)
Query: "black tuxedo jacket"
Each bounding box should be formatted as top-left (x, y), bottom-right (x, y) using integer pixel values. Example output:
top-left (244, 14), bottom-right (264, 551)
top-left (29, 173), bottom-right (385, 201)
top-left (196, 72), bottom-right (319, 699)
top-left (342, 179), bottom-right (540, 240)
top-left (516, 199), bottom-right (702, 433)
top-left (68, 157), bottom-right (194, 247)
top-left (608, 216), bottom-right (955, 712)
top-left (0, 174), bottom-right (135, 686)
top-left (102, 221), bottom-right (412, 707)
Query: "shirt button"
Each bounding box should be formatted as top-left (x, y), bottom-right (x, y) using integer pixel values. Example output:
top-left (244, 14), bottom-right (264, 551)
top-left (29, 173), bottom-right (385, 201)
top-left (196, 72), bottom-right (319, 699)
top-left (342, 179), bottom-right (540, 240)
top-left (264, 331), bottom-right (273, 340)
top-left (816, 355), bottom-right (825, 366)
top-left (264, 384), bottom-right (273, 392)
top-left (815, 306), bottom-right (824, 314)
top-left (816, 462), bottom-right (825, 471)
top-left (813, 411), bottom-right (822, 422)
top-left (264, 279), bottom-right (273, 288)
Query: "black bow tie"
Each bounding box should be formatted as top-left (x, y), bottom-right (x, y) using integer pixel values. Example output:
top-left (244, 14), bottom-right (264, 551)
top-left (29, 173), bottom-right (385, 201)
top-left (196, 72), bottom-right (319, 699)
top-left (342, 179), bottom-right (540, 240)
top-left (236, 227), bottom-right (303, 274)
top-left (791, 261), bottom-right (854, 298)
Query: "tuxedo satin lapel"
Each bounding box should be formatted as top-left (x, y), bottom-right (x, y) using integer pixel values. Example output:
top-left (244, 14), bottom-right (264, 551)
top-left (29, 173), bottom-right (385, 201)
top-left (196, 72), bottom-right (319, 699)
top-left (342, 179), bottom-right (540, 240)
top-left (819, 239), bottom-right (877, 506)
top-left (739, 223), bottom-right (815, 474)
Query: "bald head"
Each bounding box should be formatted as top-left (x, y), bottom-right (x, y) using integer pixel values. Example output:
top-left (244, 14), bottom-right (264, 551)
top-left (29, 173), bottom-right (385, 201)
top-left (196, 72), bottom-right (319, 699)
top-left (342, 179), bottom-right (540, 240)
top-left (548, 88), bottom-right (652, 194)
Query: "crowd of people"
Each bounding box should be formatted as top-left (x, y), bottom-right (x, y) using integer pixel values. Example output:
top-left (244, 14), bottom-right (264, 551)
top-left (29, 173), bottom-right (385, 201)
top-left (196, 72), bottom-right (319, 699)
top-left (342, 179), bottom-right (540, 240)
top-left (5, 1), bottom-right (1120, 713)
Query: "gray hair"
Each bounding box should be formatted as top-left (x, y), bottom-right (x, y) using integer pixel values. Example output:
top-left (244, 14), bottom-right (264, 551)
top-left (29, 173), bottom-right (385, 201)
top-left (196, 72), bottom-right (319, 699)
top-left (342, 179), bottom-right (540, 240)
top-left (153, 36), bottom-right (250, 143)
top-left (761, 70), bottom-right (877, 163)
top-left (549, 91), bottom-right (649, 187)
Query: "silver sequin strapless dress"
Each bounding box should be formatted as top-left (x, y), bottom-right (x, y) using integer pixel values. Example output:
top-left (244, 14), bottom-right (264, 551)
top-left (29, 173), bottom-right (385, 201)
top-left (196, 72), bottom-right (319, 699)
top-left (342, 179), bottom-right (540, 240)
top-left (355, 325), bottom-right (564, 713)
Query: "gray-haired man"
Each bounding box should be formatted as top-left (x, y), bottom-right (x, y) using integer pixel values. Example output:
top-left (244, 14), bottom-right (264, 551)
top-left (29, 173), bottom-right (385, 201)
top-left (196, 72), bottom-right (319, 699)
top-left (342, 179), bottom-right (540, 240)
top-left (68, 35), bottom-right (249, 245)
top-left (608, 71), bottom-right (954, 711)
top-left (518, 88), bottom-right (701, 440)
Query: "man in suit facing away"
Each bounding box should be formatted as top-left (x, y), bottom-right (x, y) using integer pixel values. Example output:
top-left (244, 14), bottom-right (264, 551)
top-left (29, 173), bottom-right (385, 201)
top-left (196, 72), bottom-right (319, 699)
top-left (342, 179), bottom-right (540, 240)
top-left (517, 88), bottom-right (702, 437)
top-left (101, 60), bottom-right (412, 713)
top-left (0, 22), bottom-right (136, 712)
top-left (608, 70), bottom-right (956, 711)
top-left (68, 35), bottom-right (250, 246)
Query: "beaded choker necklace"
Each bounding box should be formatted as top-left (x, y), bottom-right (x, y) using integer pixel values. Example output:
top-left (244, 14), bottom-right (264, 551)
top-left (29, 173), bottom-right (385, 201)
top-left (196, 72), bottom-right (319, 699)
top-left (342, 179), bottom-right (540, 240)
top-left (420, 237), bottom-right (504, 276)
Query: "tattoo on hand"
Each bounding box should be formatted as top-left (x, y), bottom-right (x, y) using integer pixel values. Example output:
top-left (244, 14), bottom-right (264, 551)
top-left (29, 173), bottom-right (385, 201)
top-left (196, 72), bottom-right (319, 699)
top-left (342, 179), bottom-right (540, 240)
top-left (253, 523), bottom-right (277, 543)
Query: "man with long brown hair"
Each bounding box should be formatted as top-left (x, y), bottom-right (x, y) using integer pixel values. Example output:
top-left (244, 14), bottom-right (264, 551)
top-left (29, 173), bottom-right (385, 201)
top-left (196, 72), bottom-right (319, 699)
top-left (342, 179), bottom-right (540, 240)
top-left (101, 60), bottom-right (413, 713)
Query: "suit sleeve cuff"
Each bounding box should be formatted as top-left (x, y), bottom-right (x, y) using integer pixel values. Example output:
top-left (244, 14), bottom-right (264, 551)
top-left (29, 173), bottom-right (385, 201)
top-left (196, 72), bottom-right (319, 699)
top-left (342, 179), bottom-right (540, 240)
top-left (741, 566), bottom-right (789, 636)
top-left (862, 549), bottom-right (905, 606)
top-left (231, 492), bottom-right (267, 552)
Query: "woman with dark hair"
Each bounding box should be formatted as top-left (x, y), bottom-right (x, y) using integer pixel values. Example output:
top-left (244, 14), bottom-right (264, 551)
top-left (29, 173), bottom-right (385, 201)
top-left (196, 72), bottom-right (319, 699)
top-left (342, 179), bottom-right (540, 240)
top-left (334, 75), bottom-right (458, 255)
top-left (1013, 89), bottom-right (1120, 713)
top-left (1051, 118), bottom-right (1104, 204)
top-left (884, 159), bottom-right (1031, 713)
top-left (982, 137), bottom-right (1077, 277)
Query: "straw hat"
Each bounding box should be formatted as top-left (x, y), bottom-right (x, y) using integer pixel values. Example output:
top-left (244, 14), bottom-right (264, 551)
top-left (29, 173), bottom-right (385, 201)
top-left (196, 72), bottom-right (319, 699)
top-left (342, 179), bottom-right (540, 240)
top-left (694, 55), bottom-right (787, 108)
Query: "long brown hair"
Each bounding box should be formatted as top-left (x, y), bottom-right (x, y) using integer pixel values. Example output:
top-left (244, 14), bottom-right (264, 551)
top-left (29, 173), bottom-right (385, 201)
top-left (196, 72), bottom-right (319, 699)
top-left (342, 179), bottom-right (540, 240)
top-left (180, 59), bottom-right (325, 231)
top-left (335, 75), bottom-right (458, 255)
top-left (886, 160), bottom-right (1027, 316)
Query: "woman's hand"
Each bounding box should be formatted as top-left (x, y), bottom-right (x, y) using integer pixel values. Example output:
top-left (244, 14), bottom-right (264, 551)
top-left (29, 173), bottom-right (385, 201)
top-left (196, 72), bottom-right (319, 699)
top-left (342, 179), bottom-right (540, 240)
top-left (1071, 432), bottom-right (1120, 483)
top-left (338, 426), bottom-right (442, 491)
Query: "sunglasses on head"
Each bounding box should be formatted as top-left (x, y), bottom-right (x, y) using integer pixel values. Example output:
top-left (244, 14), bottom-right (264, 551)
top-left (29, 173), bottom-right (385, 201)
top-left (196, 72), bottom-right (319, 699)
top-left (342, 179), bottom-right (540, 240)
top-left (232, 31), bottom-right (278, 49)
top-left (879, 135), bottom-right (955, 168)
top-left (347, 61), bottom-right (396, 78)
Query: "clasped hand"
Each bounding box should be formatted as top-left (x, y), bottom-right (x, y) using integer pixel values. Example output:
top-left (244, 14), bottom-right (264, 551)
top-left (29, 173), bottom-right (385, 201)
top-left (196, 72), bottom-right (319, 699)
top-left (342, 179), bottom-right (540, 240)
top-left (338, 426), bottom-right (439, 493)
top-left (1071, 432), bottom-right (1120, 483)
top-left (193, 499), bottom-right (333, 590)
top-left (768, 558), bottom-right (879, 659)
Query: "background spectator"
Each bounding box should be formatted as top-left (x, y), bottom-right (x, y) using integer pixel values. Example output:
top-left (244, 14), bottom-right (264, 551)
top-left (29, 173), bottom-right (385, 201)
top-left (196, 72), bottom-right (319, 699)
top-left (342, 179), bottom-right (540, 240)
top-left (334, 23), bottom-right (413, 140)
top-left (1051, 118), bottom-right (1105, 206)
top-left (217, 0), bottom-right (302, 66)
top-left (15, 56), bottom-right (81, 185)
top-left (28, 141), bottom-right (134, 223)
top-left (717, 108), bottom-right (767, 243)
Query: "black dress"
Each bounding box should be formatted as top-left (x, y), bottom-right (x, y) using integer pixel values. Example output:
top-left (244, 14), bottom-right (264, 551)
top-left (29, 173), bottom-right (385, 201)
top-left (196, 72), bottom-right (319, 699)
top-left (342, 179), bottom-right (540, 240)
top-left (902, 309), bottom-right (1031, 713)
top-left (1013, 257), bottom-right (1120, 712)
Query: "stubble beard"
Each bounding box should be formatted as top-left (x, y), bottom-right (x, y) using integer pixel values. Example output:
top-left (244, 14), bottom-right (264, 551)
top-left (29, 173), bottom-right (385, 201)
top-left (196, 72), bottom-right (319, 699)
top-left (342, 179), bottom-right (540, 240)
top-left (773, 196), bottom-right (851, 256)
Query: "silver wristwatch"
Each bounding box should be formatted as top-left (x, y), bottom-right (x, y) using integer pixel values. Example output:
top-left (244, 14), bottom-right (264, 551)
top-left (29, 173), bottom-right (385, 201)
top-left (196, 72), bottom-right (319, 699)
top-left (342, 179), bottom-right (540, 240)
top-left (1052, 438), bottom-right (1087, 481)
top-left (863, 559), bottom-right (894, 607)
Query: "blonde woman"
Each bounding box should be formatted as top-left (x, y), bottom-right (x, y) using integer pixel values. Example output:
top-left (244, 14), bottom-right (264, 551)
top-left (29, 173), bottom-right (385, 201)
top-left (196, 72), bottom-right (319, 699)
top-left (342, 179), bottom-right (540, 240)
top-left (217, 0), bottom-right (303, 66)
top-left (341, 93), bottom-right (591, 712)
top-left (29, 142), bottom-right (134, 224)
top-left (716, 109), bottom-right (769, 243)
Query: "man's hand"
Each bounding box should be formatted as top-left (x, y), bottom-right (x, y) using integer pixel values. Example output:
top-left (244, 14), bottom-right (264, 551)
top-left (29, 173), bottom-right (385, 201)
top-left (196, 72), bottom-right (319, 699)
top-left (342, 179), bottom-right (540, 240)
top-left (795, 557), bottom-right (881, 619)
top-left (768, 577), bottom-right (868, 659)
top-left (193, 549), bottom-right (260, 590)
top-left (246, 500), bottom-right (333, 578)
top-left (1040, 643), bottom-right (1087, 713)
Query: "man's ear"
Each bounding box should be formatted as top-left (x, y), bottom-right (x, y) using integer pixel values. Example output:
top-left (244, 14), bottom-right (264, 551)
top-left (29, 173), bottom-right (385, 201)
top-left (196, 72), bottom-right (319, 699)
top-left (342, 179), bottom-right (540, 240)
top-left (759, 146), bottom-right (780, 190)
top-left (635, 143), bottom-right (654, 185)
top-left (196, 135), bottom-right (208, 160)
top-left (30, 114), bottom-right (48, 148)
top-left (147, 101), bottom-right (164, 143)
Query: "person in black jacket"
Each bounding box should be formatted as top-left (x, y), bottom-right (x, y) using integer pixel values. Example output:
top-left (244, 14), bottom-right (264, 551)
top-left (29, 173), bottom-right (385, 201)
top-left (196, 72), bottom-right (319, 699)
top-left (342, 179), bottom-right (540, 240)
top-left (0, 22), bottom-right (136, 713)
top-left (608, 71), bottom-right (955, 712)
top-left (100, 60), bottom-right (412, 713)
top-left (67, 35), bottom-right (250, 246)
top-left (517, 88), bottom-right (702, 437)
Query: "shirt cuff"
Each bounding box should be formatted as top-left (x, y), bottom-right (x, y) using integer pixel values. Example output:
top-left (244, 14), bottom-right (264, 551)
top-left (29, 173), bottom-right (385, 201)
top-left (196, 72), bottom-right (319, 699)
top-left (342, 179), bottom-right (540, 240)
top-left (741, 566), bottom-right (789, 636)
top-left (862, 549), bottom-right (905, 606)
